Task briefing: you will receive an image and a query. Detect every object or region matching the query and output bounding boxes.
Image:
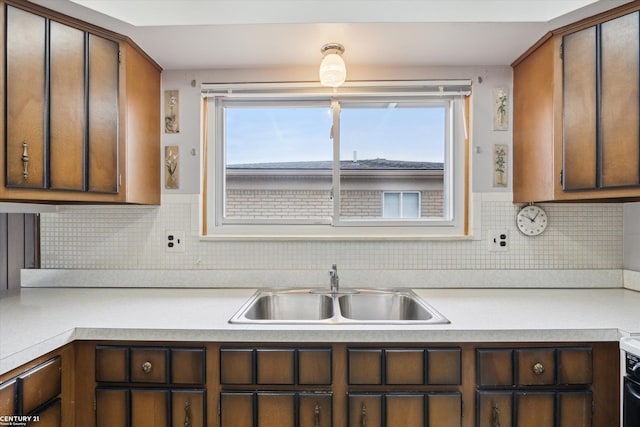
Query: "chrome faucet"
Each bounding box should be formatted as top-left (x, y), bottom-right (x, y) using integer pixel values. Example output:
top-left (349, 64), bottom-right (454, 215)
top-left (329, 264), bottom-right (339, 294)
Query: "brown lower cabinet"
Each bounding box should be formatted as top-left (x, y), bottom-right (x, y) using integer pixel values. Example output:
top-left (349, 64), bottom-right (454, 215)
top-left (0, 349), bottom-right (68, 427)
top-left (221, 392), bottom-right (332, 427)
top-left (95, 388), bottom-right (205, 427)
top-left (348, 392), bottom-right (462, 427)
top-left (1, 341), bottom-right (619, 427)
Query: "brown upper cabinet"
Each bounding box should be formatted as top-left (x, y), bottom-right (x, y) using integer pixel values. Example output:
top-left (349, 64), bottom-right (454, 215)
top-left (513, 1), bottom-right (640, 202)
top-left (0, 0), bottom-right (160, 204)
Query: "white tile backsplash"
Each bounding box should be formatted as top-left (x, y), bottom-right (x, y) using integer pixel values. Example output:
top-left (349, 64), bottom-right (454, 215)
top-left (39, 194), bottom-right (623, 272)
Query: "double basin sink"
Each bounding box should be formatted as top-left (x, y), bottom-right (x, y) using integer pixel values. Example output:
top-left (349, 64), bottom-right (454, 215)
top-left (229, 288), bottom-right (449, 325)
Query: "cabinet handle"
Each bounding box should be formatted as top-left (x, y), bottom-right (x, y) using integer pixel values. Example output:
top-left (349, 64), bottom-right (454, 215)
top-left (492, 404), bottom-right (501, 427)
top-left (141, 361), bottom-right (153, 373)
top-left (532, 362), bottom-right (545, 375)
top-left (314, 403), bottom-right (320, 427)
top-left (360, 402), bottom-right (367, 427)
top-left (21, 141), bottom-right (29, 179)
top-left (184, 401), bottom-right (191, 427)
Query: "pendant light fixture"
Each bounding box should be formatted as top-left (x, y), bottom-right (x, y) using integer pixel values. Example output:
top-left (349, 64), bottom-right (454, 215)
top-left (319, 43), bottom-right (346, 87)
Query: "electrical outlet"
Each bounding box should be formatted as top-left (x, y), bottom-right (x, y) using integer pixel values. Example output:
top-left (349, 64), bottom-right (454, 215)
top-left (488, 230), bottom-right (508, 252)
top-left (165, 231), bottom-right (185, 252)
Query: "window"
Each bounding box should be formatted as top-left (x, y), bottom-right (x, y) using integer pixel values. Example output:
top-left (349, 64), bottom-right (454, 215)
top-left (203, 81), bottom-right (470, 239)
top-left (383, 192), bottom-right (421, 219)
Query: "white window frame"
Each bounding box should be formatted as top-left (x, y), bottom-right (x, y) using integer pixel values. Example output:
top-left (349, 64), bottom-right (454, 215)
top-left (382, 191), bottom-right (422, 219)
top-left (202, 80), bottom-right (471, 240)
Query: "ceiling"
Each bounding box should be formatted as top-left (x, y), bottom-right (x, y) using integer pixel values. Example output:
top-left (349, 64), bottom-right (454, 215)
top-left (31, 0), bottom-right (634, 70)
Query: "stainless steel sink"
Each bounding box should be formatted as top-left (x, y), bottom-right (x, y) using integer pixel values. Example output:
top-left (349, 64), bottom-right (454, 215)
top-left (338, 290), bottom-right (447, 323)
top-left (229, 288), bottom-right (449, 324)
top-left (240, 290), bottom-right (334, 322)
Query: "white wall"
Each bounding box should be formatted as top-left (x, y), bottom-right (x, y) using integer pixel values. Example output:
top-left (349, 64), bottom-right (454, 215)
top-left (38, 64), bottom-right (625, 276)
top-left (160, 64), bottom-right (513, 195)
top-left (624, 203), bottom-right (640, 271)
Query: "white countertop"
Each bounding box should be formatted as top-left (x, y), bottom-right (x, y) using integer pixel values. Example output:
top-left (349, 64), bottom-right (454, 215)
top-left (2, 287), bottom-right (640, 375)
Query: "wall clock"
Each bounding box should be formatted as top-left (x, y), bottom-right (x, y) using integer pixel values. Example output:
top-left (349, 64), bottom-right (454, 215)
top-left (516, 204), bottom-right (548, 236)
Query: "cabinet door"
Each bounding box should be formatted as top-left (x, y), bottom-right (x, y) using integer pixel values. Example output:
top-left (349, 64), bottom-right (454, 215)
top-left (299, 393), bottom-right (332, 427)
top-left (87, 34), bottom-right (119, 194)
top-left (172, 390), bottom-right (205, 427)
top-left (19, 357), bottom-right (61, 415)
top-left (600, 11), bottom-right (640, 188)
top-left (220, 392), bottom-right (253, 427)
top-left (28, 398), bottom-right (61, 427)
top-left (563, 25), bottom-right (597, 190)
top-left (131, 389), bottom-right (169, 427)
top-left (477, 391), bottom-right (513, 427)
top-left (515, 392), bottom-right (555, 427)
top-left (96, 388), bottom-right (128, 427)
top-left (348, 394), bottom-right (382, 427)
top-left (256, 392), bottom-right (295, 427)
top-left (386, 394), bottom-right (425, 427)
top-left (558, 392), bottom-right (592, 427)
top-left (5, 5), bottom-right (46, 188)
top-left (0, 379), bottom-right (17, 416)
top-left (427, 393), bottom-right (461, 427)
top-left (49, 21), bottom-right (85, 191)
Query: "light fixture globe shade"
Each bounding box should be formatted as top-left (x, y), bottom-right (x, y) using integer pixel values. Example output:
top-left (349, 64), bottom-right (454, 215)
top-left (319, 53), bottom-right (346, 87)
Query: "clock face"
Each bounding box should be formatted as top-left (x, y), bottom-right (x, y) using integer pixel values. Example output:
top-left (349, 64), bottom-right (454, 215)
top-left (516, 205), bottom-right (548, 236)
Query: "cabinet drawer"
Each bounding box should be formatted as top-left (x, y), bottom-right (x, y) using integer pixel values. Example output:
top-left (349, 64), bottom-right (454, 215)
top-left (97, 346), bottom-right (205, 385)
top-left (171, 348), bottom-right (205, 385)
top-left (298, 349), bottom-right (332, 385)
top-left (386, 349), bottom-right (424, 385)
top-left (427, 348), bottom-right (461, 385)
top-left (350, 347), bottom-right (461, 386)
top-left (348, 349), bottom-right (383, 385)
top-left (256, 349), bottom-right (295, 385)
top-left (477, 347), bottom-right (593, 387)
top-left (19, 357), bottom-right (61, 415)
top-left (130, 348), bottom-right (168, 383)
top-left (516, 349), bottom-right (555, 385)
top-left (96, 346), bottom-right (129, 383)
top-left (220, 348), bottom-right (254, 385)
top-left (220, 346), bottom-right (333, 386)
top-left (557, 347), bottom-right (592, 385)
top-left (0, 379), bottom-right (17, 416)
top-left (477, 349), bottom-right (513, 386)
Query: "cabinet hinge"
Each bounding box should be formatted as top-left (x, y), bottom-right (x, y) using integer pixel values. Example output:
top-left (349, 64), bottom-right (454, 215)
top-left (560, 43), bottom-right (564, 60)
top-left (118, 49), bottom-right (122, 64)
top-left (560, 169), bottom-right (564, 186)
top-left (119, 174), bottom-right (122, 186)
top-left (93, 397), bottom-right (96, 411)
